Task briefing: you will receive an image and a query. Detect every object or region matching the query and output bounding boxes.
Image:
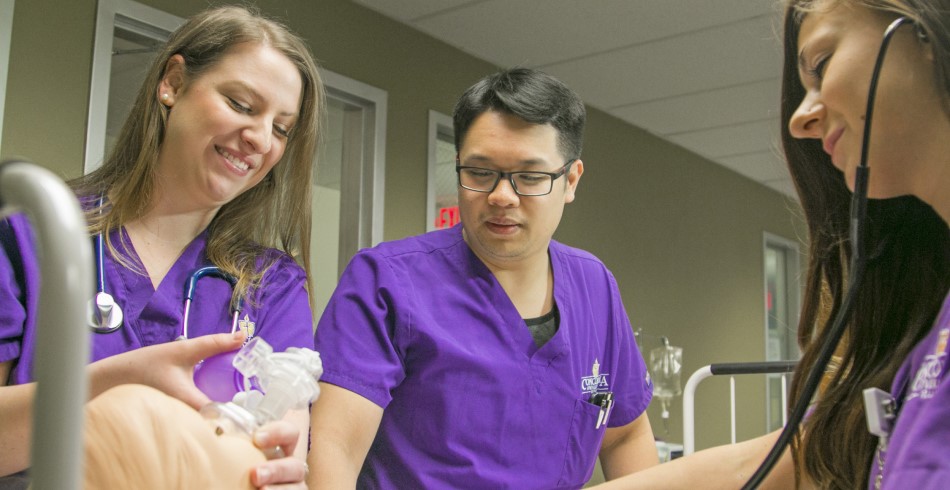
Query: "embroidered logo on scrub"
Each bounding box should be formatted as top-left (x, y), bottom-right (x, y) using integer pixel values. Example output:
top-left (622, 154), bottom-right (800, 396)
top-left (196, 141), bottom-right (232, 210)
top-left (238, 314), bottom-right (256, 339)
top-left (581, 358), bottom-right (610, 395)
top-left (907, 328), bottom-right (948, 402)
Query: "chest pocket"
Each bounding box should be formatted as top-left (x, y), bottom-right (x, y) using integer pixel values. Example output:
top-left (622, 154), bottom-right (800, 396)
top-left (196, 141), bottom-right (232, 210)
top-left (557, 398), bottom-right (608, 487)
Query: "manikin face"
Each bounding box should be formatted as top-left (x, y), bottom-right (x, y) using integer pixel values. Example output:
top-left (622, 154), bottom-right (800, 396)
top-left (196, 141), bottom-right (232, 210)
top-left (457, 110), bottom-right (583, 270)
top-left (156, 42), bottom-right (302, 211)
top-left (787, 2), bottom-right (950, 200)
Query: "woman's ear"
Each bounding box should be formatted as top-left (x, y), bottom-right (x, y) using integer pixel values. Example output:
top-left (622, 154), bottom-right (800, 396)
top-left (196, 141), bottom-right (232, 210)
top-left (915, 22), bottom-right (929, 44)
top-left (157, 54), bottom-right (186, 107)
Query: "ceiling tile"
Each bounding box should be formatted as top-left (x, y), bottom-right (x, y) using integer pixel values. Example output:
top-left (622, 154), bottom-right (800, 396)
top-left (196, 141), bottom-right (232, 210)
top-left (611, 78), bottom-right (780, 135)
top-left (543, 16), bottom-right (783, 109)
top-left (405, 0), bottom-right (778, 67)
top-left (351, 0), bottom-right (477, 21)
top-left (347, 0), bottom-right (794, 197)
top-left (667, 118), bottom-right (778, 159)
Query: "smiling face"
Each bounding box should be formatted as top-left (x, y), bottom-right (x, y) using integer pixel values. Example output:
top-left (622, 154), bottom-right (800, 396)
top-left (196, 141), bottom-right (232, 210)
top-left (156, 42), bottom-right (302, 212)
top-left (457, 110), bottom-right (583, 270)
top-left (787, 2), bottom-right (950, 200)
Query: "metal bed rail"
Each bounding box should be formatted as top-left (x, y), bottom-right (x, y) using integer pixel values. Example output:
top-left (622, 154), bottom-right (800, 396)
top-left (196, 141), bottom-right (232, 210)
top-left (0, 159), bottom-right (92, 489)
top-left (682, 361), bottom-right (797, 455)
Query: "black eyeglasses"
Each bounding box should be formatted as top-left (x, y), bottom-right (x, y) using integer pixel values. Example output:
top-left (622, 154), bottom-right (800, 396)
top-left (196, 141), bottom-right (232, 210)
top-left (455, 159), bottom-right (576, 197)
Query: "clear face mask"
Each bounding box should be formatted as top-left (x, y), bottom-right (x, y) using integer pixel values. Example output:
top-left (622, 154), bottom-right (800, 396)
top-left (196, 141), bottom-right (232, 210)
top-left (195, 337), bottom-right (323, 451)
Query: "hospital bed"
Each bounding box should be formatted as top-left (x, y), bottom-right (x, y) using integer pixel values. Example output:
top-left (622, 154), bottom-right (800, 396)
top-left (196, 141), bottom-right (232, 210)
top-left (0, 159), bottom-right (92, 489)
top-left (682, 361), bottom-right (797, 455)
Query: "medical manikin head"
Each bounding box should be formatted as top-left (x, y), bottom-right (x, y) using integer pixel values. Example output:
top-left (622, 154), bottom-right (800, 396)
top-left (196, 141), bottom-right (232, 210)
top-left (84, 385), bottom-right (265, 490)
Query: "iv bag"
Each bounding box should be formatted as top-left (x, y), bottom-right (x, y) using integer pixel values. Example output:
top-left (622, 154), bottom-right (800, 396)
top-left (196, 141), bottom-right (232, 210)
top-left (649, 344), bottom-right (683, 400)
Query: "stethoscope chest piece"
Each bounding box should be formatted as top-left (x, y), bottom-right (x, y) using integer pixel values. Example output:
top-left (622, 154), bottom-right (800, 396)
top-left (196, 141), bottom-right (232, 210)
top-left (86, 219), bottom-right (236, 336)
top-left (88, 291), bottom-right (123, 333)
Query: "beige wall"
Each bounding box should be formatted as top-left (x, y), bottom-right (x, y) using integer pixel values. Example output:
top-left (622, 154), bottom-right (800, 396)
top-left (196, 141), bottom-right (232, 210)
top-left (2, 0), bottom-right (94, 176)
top-left (2, 0), bottom-right (806, 465)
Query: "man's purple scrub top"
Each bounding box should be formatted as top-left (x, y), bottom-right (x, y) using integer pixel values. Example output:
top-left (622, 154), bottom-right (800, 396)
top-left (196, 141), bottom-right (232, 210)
top-left (314, 225), bottom-right (653, 489)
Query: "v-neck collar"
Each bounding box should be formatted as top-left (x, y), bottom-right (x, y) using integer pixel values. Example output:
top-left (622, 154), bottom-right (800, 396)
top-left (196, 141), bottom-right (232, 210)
top-left (105, 227), bottom-right (210, 343)
top-left (458, 232), bottom-right (569, 363)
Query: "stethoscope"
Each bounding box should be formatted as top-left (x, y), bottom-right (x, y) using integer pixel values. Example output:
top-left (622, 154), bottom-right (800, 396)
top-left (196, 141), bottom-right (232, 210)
top-left (740, 16), bottom-right (915, 489)
top-left (86, 230), bottom-right (243, 339)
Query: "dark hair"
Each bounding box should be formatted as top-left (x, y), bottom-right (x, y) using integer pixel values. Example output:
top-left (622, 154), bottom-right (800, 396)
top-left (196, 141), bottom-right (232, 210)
top-left (780, 1), bottom-right (950, 488)
top-left (452, 68), bottom-right (586, 161)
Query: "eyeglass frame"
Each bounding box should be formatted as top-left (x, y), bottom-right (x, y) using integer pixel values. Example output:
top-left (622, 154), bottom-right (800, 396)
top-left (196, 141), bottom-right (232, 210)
top-left (455, 157), bottom-right (577, 197)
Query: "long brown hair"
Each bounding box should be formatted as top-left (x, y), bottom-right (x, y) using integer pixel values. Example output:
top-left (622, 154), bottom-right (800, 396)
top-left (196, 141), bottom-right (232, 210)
top-left (780, 1), bottom-right (950, 487)
top-left (71, 6), bottom-right (324, 310)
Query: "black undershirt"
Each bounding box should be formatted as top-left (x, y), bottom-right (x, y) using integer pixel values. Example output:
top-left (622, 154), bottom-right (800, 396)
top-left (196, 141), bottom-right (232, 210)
top-left (524, 304), bottom-right (559, 348)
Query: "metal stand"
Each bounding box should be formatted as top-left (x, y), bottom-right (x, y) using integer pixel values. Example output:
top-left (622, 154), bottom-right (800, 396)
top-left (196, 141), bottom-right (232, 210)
top-left (0, 159), bottom-right (92, 489)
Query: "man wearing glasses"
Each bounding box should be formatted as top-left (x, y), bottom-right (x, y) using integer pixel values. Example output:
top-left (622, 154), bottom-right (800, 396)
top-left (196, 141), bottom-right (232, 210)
top-left (309, 68), bottom-right (658, 488)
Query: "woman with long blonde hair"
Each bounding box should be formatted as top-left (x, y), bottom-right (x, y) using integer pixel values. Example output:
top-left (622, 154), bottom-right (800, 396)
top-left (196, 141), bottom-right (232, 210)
top-left (0, 6), bottom-right (323, 488)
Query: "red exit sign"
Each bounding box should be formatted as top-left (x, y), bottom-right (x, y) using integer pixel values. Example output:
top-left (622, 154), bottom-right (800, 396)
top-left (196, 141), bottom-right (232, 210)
top-left (435, 206), bottom-right (460, 229)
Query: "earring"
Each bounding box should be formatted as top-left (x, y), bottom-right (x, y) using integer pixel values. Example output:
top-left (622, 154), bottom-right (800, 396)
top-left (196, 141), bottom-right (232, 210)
top-left (161, 93), bottom-right (170, 103)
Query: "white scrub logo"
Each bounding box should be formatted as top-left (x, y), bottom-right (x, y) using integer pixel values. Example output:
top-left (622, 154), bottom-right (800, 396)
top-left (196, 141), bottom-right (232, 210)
top-left (581, 358), bottom-right (610, 395)
top-left (907, 328), bottom-right (948, 402)
top-left (238, 314), bottom-right (256, 339)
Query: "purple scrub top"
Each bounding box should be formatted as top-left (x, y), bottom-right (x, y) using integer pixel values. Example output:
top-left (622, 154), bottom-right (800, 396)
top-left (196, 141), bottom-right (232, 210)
top-left (314, 225), bottom-right (653, 489)
top-left (0, 212), bottom-right (314, 386)
top-left (871, 289), bottom-right (950, 489)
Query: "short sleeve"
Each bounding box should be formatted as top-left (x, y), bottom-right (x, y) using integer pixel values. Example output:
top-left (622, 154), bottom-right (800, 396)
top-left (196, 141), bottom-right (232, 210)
top-left (313, 250), bottom-right (407, 408)
top-left (0, 216), bottom-right (30, 364)
top-left (604, 270), bottom-right (653, 428)
top-left (252, 253), bottom-right (314, 351)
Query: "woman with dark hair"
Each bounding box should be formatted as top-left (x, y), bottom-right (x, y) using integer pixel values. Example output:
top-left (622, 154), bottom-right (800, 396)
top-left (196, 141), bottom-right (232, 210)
top-left (593, 0), bottom-right (950, 488)
top-left (0, 5), bottom-right (322, 488)
top-left (780, 1), bottom-right (950, 487)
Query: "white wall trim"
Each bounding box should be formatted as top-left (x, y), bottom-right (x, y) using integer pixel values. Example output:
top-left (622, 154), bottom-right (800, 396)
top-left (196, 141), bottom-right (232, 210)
top-left (0, 0), bottom-right (16, 154)
top-left (762, 231), bottom-right (802, 347)
top-left (426, 109), bottom-right (452, 232)
top-left (84, 0), bottom-right (182, 173)
top-left (762, 231), bottom-right (802, 431)
top-left (321, 69), bottom-right (388, 246)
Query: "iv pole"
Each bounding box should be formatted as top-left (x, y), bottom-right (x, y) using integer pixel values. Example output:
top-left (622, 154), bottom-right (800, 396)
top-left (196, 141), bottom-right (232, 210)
top-left (0, 159), bottom-right (92, 489)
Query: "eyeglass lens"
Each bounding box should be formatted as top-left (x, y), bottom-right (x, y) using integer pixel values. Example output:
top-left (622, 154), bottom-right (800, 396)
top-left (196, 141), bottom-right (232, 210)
top-left (459, 168), bottom-right (554, 196)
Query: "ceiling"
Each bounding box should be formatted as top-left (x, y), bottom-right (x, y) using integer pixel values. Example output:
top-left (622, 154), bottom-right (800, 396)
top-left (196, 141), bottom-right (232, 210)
top-left (351, 0), bottom-right (794, 197)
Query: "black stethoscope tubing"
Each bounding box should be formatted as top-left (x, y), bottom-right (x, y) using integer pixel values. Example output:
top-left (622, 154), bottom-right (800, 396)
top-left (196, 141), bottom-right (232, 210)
top-left (741, 16), bottom-right (914, 489)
